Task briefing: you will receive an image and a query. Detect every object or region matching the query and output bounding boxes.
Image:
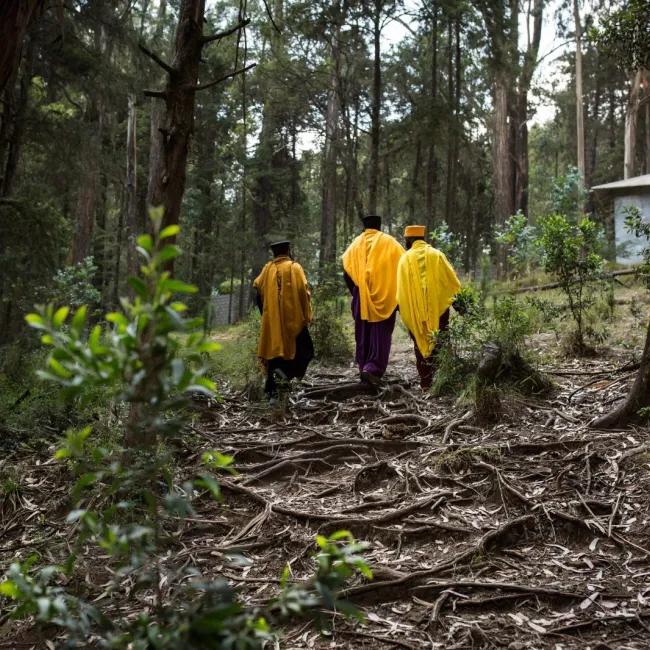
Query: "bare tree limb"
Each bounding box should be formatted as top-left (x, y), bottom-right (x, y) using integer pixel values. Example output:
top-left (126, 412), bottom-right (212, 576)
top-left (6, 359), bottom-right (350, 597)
top-left (260, 0), bottom-right (282, 35)
top-left (144, 89), bottom-right (168, 99)
top-left (194, 63), bottom-right (256, 91)
top-left (201, 18), bottom-right (251, 45)
top-left (138, 43), bottom-right (175, 75)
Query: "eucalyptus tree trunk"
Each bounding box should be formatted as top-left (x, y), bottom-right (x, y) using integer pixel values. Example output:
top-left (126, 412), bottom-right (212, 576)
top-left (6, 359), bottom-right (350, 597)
top-left (368, 0), bottom-right (382, 214)
top-left (573, 0), bottom-right (586, 189)
top-left (125, 95), bottom-right (138, 295)
top-left (251, 0), bottom-right (283, 285)
top-left (0, 0), bottom-right (46, 96)
top-left (624, 70), bottom-right (642, 179)
top-left (425, 2), bottom-right (439, 232)
top-left (146, 0), bottom-right (167, 212)
top-left (319, 0), bottom-right (342, 268)
top-left (445, 17), bottom-right (455, 227)
top-left (592, 323), bottom-right (650, 429)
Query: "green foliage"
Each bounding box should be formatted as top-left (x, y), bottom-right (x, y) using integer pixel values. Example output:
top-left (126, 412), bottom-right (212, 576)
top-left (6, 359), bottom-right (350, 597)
top-left (310, 264), bottom-right (352, 365)
top-left (536, 214), bottom-right (605, 351)
top-left (2, 210), bottom-right (369, 648)
top-left (41, 257), bottom-right (102, 313)
top-left (430, 222), bottom-right (463, 269)
top-left (217, 278), bottom-right (241, 295)
top-left (432, 287), bottom-right (548, 398)
top-left (590, 0), bottom-right (650, 71)
top-left (495, 211), bottom-right (541, 277)
top-left (552, 166), bottom-right (591, 223)
top-left (623, 205), bottom-right (650, 288)
top-left (199, 310), bottom-right (265, 399)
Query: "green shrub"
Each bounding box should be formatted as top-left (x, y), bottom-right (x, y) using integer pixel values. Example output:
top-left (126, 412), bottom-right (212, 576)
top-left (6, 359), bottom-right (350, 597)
top-left (536, 214), bottom-right (605, 353)
top-left (310, 265), bottom-right (352, 365)
top-left (1, 210), bottom-right (370, 648)
top-left (432, 288), bottom-right (549, 398)
top-left (495, 210), bottom-right (541, 278)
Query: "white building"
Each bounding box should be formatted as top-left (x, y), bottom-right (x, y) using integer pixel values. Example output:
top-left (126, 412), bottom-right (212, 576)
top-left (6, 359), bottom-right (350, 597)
top-left (592, 174), bottom-right (650, 264)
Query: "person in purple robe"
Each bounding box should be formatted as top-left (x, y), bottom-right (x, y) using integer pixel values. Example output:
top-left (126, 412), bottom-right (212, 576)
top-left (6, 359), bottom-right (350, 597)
top-left (341, 215), bottom-right (405, 385)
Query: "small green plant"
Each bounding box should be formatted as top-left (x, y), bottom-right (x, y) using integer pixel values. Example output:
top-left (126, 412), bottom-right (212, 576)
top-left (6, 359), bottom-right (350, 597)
top-left (536, 214), bottom-right (605, 353)
top-left (310, 265), bottom-right (352, 365)
top-left (1, 209), bottom-right (369, 649)
top-left (623, 205), bottom-right (650, 289)
top-left (552, 166), bottom-right (591, 222)
top-left (36, 256), bottom-right (102, 320)
top-left (495, 210), bottom-right (541, 278)
top-left (430, 221), bottom-right (463, 269)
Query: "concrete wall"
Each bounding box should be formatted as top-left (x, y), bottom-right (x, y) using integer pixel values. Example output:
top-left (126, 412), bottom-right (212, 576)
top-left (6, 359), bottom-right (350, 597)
top-left (614, 193), bottom-right (650, 264)
top-left (211, 287), bottom-right (250, 326)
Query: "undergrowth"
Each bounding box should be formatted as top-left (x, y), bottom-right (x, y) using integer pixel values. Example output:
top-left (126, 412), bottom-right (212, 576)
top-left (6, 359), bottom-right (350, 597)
top-left (431, 287), bottom-right (552, 408)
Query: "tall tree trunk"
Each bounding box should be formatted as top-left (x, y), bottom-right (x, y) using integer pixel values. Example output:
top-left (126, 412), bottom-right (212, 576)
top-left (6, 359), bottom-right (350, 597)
top-left (0, 0), bottom-right (46, 96)
top-left (646, 71), bottom-right (650, 174)
top-left (146, 0), bottom-right (168, 211)
top-left (514, 0), bottom-right (543, 217)
top-left (251, 0), bottom-right (283, 285)
top-left (148, 0), bottom-right (209, 262)
top-left (592, 322), bottom-right (650, 428)
top-left (368, 0), bottom-right (382, 215)
top-left (624, 70), bottom-right (642, 179)
top-left (126, 95), bottom-right (138, 293)
top-left (445, 17), bottom-right (455, 227)
top-left (573, 0), bottom-right (585, 189)
top-left (409, 139), bottom-right (422, 220)
top-left (493, 70), bottom-right (513, 273)
top-left (588, 59), bottom-right (601, 185)
top-left (319, 0), bottom-right (342, 268)
top-left (1, 38), bottom-right (33, 198)
top-left (425, 2), bottom-right (438, 232)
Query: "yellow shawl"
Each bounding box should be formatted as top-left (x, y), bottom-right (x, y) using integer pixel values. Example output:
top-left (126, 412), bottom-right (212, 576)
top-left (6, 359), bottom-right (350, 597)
top-left (253, 256), bottom-right (312, 361)
top-left (342, 229), bottom-right (405, 322)
top-left (396, 241), bottom-right (461, 357)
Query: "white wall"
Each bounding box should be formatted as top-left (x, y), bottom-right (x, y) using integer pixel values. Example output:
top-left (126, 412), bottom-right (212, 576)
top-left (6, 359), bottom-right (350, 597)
top-left (614, 193), bottom-right (650, 264)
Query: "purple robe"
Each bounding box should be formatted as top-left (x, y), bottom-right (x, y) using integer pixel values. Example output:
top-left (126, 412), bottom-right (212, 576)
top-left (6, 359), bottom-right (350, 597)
top-left (350, 285), bottom-right (396, 378)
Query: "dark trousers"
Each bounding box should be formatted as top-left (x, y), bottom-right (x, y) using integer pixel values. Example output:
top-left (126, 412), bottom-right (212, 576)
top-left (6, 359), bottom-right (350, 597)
top-left (411, 309), bottom-right (450, 389)
top-left (265, 327), bottom-right (314, 397)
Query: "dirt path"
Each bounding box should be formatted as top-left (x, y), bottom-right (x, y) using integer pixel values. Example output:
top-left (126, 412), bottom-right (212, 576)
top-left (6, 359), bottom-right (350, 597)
top-left (1, 336), bottom-right (650, 648)
top-left (184, 339), bottom-right (650, 649)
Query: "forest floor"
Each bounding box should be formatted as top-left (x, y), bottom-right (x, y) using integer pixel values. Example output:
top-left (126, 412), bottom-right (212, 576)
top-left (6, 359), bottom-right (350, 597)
top-left (2, 305), bottom-right (650, 649)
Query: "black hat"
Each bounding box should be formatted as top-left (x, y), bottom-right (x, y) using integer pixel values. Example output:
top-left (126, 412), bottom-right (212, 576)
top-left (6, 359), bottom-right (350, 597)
top-left (362, 214), bottom-right (382, 230)
top-left (270, 240), bottom-right (290, 256)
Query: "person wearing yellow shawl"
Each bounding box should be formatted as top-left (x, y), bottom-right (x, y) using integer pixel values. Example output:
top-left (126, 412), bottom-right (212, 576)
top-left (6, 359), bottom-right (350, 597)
top-left (253, 241), bottom-right (314, 404)
top-left (396, 225), bottom-right (462, 390)
top-left (342, 215), bottom-right (405, 385)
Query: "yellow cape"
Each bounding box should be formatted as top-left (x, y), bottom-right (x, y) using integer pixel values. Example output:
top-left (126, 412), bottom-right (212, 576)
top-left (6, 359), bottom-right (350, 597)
top-left (253, 256), bottom-right (312, 360)
top-left (342, 229), bottom-right (405, 322)
top-left (396, 241), bottom-right (461, 357)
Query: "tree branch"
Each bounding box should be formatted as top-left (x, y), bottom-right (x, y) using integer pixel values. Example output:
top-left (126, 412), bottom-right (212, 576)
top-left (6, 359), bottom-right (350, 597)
top-left (201, 18), bottom-right (251, 45)
top-left (138, 43), bottom-right (175, 75)
top-left (194, 63), bottom-right (256, 91)
top-left (260, 0), bottom-right (282, 35)
top-left (144, 89), bottom-right (168, 99)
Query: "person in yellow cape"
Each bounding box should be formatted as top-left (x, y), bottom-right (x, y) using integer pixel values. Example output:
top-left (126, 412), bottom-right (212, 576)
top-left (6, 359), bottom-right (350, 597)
top-left (342, 214), bottom-right (405, 385)
top-left (396, 225), bottom-right (462, 390)
top-left (253, 240), bottom-right (314, 404)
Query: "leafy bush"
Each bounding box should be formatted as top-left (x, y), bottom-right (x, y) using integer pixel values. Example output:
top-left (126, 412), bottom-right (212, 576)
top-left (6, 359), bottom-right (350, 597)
top-left (35, 257), bottom-right (102, 321)
top-left (432, 288), bottom-right (549, 398)
top-left (495, 211), bottom-right (541, 278)
top-left (552, 166), bottom-right (591, 223)
top-left (1, 211), bottom-right (369, 648)
top-left (310, 264), bottom-right (352, 365)
top-left (430, 221), bottom-right (463, 269)
top-left (536, 214), bottom-right (605, 353)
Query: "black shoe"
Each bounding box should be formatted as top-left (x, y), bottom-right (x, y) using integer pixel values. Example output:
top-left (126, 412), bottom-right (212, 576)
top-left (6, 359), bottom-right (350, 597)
top-left (360, 370), bottom-right (381, 386)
